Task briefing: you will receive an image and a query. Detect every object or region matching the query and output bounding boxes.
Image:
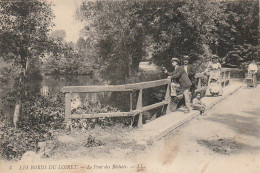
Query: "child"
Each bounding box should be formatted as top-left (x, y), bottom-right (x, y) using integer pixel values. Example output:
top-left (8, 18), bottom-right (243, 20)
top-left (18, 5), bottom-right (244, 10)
top-left (192, 92), bottom-right (206, 114)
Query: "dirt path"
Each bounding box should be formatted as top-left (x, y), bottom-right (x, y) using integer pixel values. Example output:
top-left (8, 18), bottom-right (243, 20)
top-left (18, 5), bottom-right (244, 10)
top-left (134, 85), bottom-right (260, 173)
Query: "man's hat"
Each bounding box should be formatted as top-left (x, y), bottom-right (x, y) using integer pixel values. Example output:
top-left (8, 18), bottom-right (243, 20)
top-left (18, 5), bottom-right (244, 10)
top-left (212, 55), bottom-right (219, 59)
top-left (171, 58), bottom-right (180, 64)
top-left (183, 55), bottom-right (190, 60)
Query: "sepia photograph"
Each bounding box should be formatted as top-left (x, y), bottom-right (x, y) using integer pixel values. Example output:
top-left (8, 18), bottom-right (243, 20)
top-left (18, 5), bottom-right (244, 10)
top-left (0, 0), bottom-right (259, 172)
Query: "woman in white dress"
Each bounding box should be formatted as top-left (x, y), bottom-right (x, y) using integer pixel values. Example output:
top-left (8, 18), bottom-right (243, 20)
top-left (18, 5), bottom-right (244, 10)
top-left (247, 59), bottom-right (258, 87)
top-left (204, 55), bottom-right (223, 96)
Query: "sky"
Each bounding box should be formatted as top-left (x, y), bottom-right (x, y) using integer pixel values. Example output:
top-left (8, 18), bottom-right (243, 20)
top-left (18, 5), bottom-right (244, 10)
top-left (48, 0), bottom-right (85, 43)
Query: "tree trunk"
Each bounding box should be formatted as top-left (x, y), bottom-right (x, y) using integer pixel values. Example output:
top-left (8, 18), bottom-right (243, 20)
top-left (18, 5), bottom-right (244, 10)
top-left (13, 56), bottom-right (28, 128)
top-left (13, 101), bottom-right (20, 128)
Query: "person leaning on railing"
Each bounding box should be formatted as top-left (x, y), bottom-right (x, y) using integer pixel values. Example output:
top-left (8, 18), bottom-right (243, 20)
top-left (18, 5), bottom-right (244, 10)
top-left (248, 59), bottom-right (258, 87)
top-left (162, 57), bottom-right (192, 113)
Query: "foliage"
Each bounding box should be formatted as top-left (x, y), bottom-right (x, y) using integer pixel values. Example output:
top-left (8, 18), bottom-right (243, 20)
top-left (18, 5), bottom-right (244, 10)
top-left (0, 123), bottom-right (51, 160)
top-left (72, 101), bottom-right (120, 115)
top-left (0, 0), bottom-right (58, 126)
top-left (41, 41), bottom-right (94, 75)
top-left (0, 0), bottom-right (54, 68)
top-left (224, 44), bottom-right (258, 68)
top-left (70, 98), bottom-right (132, 128)
top-left (20, 94), bottom-right (65, 128)
top-left (50, 30), bottom-right (66, 41)
top-left (1, 59), bottom-right (44, 120)
top-left (77, 0), bottom-right (258, 83)
top-left (41, 34), bottom-right (96, 75)
top-left (78, 1), bottom-right (148, 84)
top-left (139, 0), bottom-right (258, 68)
top-left (216, 1), bottom-right (259, 66)
top-left (0, 93), bottom-right (65, 160)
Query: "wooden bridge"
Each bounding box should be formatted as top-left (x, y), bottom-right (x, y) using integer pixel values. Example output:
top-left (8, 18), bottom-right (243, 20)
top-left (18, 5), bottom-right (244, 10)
top-left (61, 69), bottom-right (233, 128)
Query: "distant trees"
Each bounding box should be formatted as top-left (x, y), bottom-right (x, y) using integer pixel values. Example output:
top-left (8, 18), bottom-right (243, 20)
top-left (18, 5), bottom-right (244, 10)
top-left (50, 30), bottom-right (66, 41)
top-left (41, 35), bottom-right (94, 75)
top-left (76, 37), bottom-right (86, 50)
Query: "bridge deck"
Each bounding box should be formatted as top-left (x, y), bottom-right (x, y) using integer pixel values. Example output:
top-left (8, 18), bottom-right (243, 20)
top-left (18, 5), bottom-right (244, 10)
top-left (125, 80), bottom-right (243, 145)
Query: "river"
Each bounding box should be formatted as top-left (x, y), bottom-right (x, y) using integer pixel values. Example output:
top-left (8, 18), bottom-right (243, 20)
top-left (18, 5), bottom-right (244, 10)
top-left (40, 75), bottom-right (114, 110)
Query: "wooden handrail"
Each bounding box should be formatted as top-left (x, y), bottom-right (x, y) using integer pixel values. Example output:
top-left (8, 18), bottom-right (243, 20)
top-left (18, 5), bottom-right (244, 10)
top-left (61, 85), bottom-right (132, 93)
top-left (70, 112), bottom-right (133, 119)
top-left (62, 78), bottom-right (171, 127)
top-left (125, 79), bottom-right (170, 90)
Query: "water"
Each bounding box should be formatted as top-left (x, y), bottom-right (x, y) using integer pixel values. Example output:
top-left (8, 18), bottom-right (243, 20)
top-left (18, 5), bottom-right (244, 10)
top-left (41, 74), bottom-right (102, 95)
top-left (40, 75), bottom-right (114, 109)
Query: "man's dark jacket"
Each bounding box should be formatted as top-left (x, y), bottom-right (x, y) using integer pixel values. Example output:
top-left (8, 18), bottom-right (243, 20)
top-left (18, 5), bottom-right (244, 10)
top-left (166, 66), bottom-right (192, 88)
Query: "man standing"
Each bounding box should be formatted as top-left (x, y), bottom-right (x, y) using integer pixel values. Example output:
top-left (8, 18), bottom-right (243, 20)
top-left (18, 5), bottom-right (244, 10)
top-left (176, 55), bottom-right (196, 108)
top-left (183, 55), bottom-right (196, 98)
top-left (163, 58), bottom-right (192, 113)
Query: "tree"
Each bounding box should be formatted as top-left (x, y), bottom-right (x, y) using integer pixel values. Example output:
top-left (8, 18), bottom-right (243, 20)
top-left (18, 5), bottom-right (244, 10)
top-left (142, 0), bottom-right (258, 67)
top-left (76, 37), bottom-right (86, 50)
top-left (0, 0), bottom-right (55, 127)
top-left (219, 1), bottom-right (259, 66)
top-left (77, 0), bottom-right (226, 80)
top-left (78, 1), bottom-right (147, 84)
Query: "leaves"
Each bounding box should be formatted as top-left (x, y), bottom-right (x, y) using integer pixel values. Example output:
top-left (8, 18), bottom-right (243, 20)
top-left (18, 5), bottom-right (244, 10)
top-left (0, 123), bottom-right (51, 160)
top-left (0, 1), bottom-right (54, 63)
top-left (77, 0), bottom-right (258, 78)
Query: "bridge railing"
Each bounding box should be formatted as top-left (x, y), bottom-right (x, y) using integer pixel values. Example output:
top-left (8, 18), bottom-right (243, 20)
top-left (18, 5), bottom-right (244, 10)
top-left (196, 68), bottom-right (232, 88)
top-left (61, 79), bottom-right (171, 128)
top-left (61, 68), bottom-right (233, 128)
top-left (221, 68), bottom-right (232, 87)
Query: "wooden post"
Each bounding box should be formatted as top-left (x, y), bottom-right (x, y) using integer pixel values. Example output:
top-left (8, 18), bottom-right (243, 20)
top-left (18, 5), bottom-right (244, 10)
top-left (165, 82), bottom-right (171, 114)
top-left (65, 92), bottom-right (71, 122)
top-left (223, 71), bottom-right (226, 87)
top-left (130, 91), bottom-right (133, 112)
top-left (228, 71), bottom-right (231, 84)
top-left (136, 89), bottom-right (143, 128)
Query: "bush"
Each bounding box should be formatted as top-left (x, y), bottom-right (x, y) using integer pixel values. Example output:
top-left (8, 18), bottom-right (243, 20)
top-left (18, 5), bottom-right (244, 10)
top-left (19, 94), bottom-right (65, 129)
top-left (70, 99), bottom-right (133, 129)
top-left (0, 121), bottom-right (52, 160)
top-left (0, 93), bottom-right (66, 160)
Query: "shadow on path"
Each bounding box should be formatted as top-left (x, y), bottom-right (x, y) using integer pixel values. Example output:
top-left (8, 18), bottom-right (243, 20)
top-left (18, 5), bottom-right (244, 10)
top-left (206, 109), bottom-right (260, 138)
top-left (198, 137), bottom-right (260, 155)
